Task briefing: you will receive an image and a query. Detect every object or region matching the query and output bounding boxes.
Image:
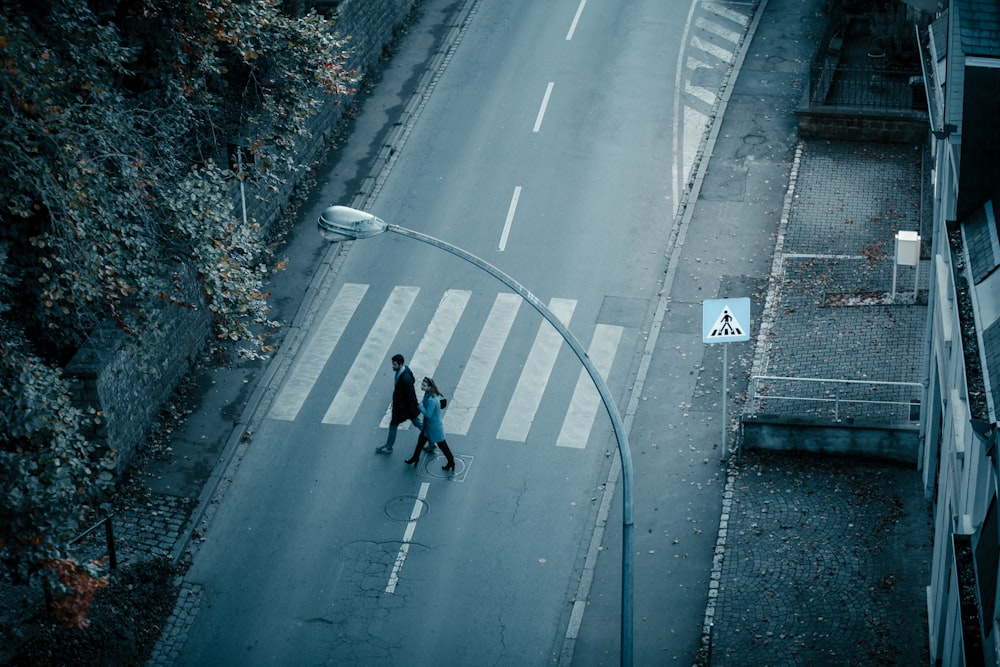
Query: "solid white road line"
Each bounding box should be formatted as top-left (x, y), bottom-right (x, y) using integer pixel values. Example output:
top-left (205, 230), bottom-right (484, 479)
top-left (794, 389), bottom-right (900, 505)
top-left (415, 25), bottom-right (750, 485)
top-left (323, 286), bottom-right (419, 425)
top-left (497, 298), bottom-right (576, 442)
top-left (444, 293), bottom-right (521, 436)
top-left (268, 283), bottom-right (368, 421)
top-left (556, 324), bottom-right (623, 448)
top-left (671, 0), bottom-right (701, 217)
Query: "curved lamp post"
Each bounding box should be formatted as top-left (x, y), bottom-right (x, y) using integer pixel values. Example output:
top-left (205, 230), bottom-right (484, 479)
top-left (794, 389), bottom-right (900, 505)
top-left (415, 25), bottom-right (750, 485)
top-left (319, 205), bottom-right (635, 666)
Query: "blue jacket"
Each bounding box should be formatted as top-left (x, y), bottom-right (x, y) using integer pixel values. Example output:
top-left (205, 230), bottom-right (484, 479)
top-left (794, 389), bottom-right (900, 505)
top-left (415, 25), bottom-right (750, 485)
top-left (418, 394), bottom-right (446, 443)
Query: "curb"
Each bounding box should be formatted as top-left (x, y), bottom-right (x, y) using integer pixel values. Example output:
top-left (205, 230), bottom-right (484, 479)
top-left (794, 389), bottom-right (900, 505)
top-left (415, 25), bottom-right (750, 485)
top-left (696, 140), bottom-right (804, 660)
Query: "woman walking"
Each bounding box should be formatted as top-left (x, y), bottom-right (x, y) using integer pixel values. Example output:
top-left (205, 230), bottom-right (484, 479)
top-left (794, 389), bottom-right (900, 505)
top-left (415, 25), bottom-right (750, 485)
top-left (404, 377), bottom-right (456, 471)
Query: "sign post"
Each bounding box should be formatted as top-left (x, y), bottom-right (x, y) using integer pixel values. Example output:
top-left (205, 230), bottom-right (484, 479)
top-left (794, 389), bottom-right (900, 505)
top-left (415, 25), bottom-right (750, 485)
top-left (703, 298), bottom-right (751, 462)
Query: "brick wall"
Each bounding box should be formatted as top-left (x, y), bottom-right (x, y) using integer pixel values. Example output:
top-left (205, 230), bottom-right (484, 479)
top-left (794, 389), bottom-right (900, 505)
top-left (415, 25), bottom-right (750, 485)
top-left (65, 0), bottom-right (418, 473)
top-left (797, 107), bottom-right (929, 143)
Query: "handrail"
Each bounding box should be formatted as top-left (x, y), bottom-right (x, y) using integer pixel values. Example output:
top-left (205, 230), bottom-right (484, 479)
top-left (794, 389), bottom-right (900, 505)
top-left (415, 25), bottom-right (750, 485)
top-left (752, 375), bottom-right (922, 388)
top-left (68, 512), bottom-right (118, 570)
top-left (748, 375), bottom-right (922, 422)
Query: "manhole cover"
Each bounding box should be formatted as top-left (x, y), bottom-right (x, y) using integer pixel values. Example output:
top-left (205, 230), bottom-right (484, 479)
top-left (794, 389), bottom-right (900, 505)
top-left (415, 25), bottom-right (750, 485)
top-left (385, 495), bottom-right (427, 521)
top-left (425, 454), bottom-right (469, 480)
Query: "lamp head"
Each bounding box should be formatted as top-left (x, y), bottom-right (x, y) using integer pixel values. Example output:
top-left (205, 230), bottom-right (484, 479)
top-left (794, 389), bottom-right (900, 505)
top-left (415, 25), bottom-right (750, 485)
top-left (318, 205), bottom-right (388, 241)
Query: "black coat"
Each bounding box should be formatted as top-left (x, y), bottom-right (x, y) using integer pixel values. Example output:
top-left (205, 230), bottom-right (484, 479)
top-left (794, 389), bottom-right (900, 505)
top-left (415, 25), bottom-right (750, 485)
top-left (391, 366), bottom-right (420, 423)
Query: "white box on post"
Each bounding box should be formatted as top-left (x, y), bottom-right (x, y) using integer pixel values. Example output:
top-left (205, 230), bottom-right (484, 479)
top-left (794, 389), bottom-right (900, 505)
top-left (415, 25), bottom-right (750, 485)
top-left (893, 230), bottom-right (921, 300)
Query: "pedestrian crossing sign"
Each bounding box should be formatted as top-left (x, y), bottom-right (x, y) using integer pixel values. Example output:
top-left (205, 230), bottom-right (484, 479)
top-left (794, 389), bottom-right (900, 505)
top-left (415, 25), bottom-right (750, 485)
top-left (703, 298), bottom-right (750, 344)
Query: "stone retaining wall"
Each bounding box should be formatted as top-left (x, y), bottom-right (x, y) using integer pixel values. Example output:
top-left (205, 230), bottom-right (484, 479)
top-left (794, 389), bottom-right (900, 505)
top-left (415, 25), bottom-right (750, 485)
top-left (66, 280), bottom-right (212, 474)
top-left (243, 0), bottom-right (420, 235)
top-left (65, 0), bottom-right (418, 473)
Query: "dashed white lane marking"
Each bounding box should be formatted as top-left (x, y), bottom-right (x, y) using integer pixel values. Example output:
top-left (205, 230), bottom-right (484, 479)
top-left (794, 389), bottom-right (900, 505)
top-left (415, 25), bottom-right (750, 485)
top-left (566, 0), bottom-right (587, 41)
top-left (533, 82), bottom-right (555, 133)
top-left (385, 482), bottom-right (430, 594)
top-left (499, 186), bottom-right (522, 251)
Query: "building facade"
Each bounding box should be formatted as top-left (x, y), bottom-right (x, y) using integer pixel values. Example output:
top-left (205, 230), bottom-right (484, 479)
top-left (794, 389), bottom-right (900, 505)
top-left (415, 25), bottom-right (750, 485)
top-left (922, 1), bottom-right (1000, 664)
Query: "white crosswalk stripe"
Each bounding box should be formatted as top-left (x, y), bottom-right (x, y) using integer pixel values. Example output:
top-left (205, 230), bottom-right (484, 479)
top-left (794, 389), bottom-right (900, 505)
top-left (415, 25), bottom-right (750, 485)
top-left (690, 34), bottom-right (734, 64)
top-left (496, 298), bottom-right (576, 442)
top-left (322, 286), bottom-right (419, 425)
top-left (268, 285), bottom-right (627, 450)
top-left (379, 289), bottom-right (471, 429)
top-left (702, 1), bottom-right (751, 29)
top-left (695, 14), bottom-right (742, 43)
top-left (675, 1), bottom-right (756, 211)
top-left (268, 283), bottom-right (367, 421)
top-left (557, 324), bottom-right (624, 449)
top-left (443, 293), bottom-right (522, 436)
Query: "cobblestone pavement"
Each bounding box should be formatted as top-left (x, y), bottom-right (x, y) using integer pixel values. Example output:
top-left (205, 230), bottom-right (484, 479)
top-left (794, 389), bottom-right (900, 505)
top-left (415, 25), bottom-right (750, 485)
top-left (709, 448), bottom-right (932, 666)
top-left (750, 142), bottom-right (930, 423)
top-left (693, 136), bottom-right (935, 663)
top-left (699, 137), bottom-right (934, 663)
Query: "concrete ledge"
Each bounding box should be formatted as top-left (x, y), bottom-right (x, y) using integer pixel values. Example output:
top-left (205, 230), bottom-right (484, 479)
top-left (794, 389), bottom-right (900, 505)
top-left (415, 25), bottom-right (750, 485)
top-left (797, 105), bottom-right (928, 144)
top-left (741, 414), bottom-right (920, 464)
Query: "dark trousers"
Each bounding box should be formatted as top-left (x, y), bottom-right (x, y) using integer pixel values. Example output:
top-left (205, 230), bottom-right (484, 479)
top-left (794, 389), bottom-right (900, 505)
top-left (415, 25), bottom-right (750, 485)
top-left (384, 416), bottom-right (422, 449)
top-left (409, 433), bottom-right (454, 467)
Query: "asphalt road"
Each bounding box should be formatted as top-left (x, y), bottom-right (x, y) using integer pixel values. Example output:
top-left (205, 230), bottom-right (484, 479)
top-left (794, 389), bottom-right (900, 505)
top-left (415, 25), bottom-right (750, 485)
top-left (172, 0), bottom-right (759, 664)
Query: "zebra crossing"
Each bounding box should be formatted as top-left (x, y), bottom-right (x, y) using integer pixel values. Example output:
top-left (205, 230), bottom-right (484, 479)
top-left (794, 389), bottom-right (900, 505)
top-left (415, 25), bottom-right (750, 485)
top-left (267, 283), bottom-right (625, 448)
top-left (684, 2), bottom-right (753, 116)
top-left (676, 1), bottom-right (755, 198)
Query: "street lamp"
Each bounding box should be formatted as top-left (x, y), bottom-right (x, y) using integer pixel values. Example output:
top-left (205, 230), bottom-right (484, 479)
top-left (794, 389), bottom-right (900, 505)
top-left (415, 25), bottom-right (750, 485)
top-left (319, 205), bottom-right (636, 666)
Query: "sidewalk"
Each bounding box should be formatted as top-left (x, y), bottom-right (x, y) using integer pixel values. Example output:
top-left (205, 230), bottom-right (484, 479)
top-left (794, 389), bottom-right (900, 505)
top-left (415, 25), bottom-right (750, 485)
top-left (694, 5), bottom-right (934, 667)
top-left (704, 140), bottom-right (933, 664)
top-left (569, 0), bottom-right (934, 664)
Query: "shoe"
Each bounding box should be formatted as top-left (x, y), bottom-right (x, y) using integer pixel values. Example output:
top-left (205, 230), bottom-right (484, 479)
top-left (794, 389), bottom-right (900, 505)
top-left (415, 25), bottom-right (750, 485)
top-left (404, 458), bottom-right (418, 466)
top-left (442, 462), bottom-right (455, 472)
top-left (375, 446), bottom-right (393, 454)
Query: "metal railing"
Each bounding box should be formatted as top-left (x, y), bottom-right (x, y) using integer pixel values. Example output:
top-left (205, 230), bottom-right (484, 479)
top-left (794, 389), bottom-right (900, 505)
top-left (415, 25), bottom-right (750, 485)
top-left (806, 7), bottom-right (924, 113)
top-left (809, 63), bottom-right (924, 112)
top-left (68, 512), bottom-right (118, 570)
top-left (747, 376), bottom-right (923, 423)
top-left (38, 513), bottom-right (118, 614)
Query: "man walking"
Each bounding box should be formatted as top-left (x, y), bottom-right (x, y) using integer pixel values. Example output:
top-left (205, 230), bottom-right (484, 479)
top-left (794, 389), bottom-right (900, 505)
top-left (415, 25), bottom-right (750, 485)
top-left (375, 354), bottom-right (422, 454)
